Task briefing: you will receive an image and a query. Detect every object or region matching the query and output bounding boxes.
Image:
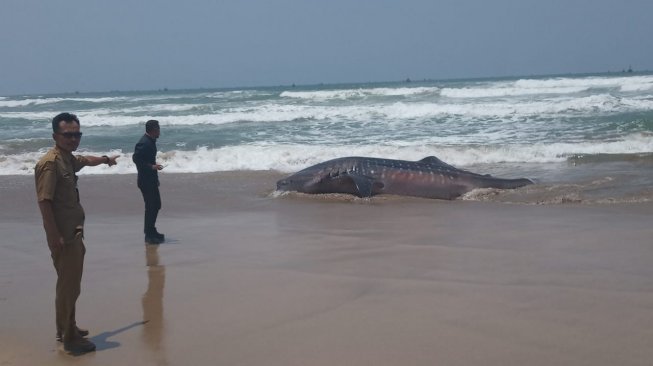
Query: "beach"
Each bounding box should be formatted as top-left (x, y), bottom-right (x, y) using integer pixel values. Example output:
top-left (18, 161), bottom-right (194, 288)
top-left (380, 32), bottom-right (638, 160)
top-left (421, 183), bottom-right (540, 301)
top-left (1, 172), bottom-right (652, 365)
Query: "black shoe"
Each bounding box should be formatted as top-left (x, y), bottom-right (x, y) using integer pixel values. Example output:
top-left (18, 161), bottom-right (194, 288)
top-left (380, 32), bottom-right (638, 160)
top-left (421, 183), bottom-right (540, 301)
top-left (63, 337), bottom-right (96, 354)
top-left (145, 236), bottom-right (162, 244)
top-left (154, 231), bottom-right (165, 241)
top-left (57, 327), bottom-right (89, 342)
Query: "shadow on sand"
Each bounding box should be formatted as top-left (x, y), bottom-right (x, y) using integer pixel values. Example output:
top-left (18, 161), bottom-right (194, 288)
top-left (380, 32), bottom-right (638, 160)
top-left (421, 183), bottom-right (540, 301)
top-left (90, 321), bottom-right (148, 351)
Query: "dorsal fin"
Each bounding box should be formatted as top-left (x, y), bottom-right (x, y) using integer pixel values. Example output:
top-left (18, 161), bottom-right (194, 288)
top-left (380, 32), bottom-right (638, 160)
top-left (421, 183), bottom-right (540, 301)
top-left (418, 156), bottom-right (457, 169)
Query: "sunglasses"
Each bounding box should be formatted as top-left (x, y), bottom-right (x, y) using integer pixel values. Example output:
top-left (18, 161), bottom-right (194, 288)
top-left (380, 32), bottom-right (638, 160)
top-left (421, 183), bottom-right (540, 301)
top-left (57, 132), bottom-right (83, 139)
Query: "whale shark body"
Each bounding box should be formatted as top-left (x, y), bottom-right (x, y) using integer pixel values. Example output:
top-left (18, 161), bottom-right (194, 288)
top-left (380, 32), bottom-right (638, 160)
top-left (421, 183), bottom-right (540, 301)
top-left (276, 156), bottom-right (533, 200)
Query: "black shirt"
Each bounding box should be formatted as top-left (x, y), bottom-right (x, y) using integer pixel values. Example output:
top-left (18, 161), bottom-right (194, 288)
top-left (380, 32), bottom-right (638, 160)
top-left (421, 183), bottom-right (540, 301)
top-left (133, 134), bottom-right (159, 186)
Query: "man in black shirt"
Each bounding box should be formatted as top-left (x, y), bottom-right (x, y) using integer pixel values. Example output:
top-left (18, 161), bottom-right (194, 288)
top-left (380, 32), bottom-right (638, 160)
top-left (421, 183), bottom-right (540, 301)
top-left (133, 120), bottom-right (165, 244)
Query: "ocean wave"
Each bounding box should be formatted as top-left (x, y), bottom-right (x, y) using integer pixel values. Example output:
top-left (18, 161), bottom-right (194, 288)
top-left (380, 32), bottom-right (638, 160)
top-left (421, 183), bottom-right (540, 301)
top-left (442, 75), bottom-right (653, 99)
top-left (0, 105), bottom-right (333, 127)
top-left (206, 89), bottom-right (276, 100)
top-left (620, 81), bottom-right (653, 92)
top-left (119, 104), bottom-right (205, 113)
top-left (0, 98), bottom-right (68, 108)
top-left (566, 152), bottom-right (653, 165)
top-left (2, 134), bottom-right (651, 175)
top-left (515, 75), bottom-right (653, 89)
top-left (0, 96), bottom-right (131, 108)
top-left (280, 87), bottom-right (439, 100)
top-left (441, 85), bottom-right (589, 98)
top-left (3, 93), bottom-right (650, 128)
top-left (379, 94), bottom-right (651, 120)
top-left (0, 91), bottom-right (232, 109)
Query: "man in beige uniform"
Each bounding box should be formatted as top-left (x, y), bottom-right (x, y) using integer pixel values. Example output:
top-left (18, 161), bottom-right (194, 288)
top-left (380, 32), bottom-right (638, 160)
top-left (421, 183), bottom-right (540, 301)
top-left (35, 112), bottom-right (118, 354)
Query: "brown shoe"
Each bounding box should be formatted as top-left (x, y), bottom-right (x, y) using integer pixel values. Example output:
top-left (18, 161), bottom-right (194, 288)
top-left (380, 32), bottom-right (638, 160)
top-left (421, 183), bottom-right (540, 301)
top-left (63, 337), bottom-right (96, 354)
top-left (56, 327), bottom-right (89, 342)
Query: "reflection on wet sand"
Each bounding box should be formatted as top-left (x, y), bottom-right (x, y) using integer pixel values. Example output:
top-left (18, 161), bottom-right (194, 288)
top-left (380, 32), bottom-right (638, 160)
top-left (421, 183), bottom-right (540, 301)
top-left (142, 244), bottom-right (166, 364)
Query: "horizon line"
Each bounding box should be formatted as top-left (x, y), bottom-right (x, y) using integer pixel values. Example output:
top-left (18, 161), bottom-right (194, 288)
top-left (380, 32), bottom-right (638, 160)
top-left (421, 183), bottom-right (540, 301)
top-left (2, 69), bottom-right (651, 98)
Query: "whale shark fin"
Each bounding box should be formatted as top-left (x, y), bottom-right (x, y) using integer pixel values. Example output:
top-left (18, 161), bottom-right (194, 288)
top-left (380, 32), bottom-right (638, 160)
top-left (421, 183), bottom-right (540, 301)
top-left (349, 174), bottom-right (378, 197)
top-left (419, 156), bottom-right (457, 169)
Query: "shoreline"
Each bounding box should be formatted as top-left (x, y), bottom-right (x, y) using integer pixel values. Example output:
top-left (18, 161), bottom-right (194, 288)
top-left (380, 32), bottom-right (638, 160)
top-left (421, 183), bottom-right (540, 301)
top-left (2, 168), bottom-right (653, 207)
top-left (1, 172), bottom-right (653, 365)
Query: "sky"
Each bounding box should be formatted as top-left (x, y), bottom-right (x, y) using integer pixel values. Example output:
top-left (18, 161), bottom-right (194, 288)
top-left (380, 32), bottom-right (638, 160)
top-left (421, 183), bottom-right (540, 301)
top-left (1, 0), bottom-right (652, 95)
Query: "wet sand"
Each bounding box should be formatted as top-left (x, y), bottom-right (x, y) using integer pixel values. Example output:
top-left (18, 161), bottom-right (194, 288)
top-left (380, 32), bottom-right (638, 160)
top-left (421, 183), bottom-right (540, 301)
top-left (1, 172), bottom-right (653, 366)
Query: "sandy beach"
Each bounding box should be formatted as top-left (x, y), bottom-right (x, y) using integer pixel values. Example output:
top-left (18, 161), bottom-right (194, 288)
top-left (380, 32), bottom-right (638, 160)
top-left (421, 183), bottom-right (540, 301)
top-left (1, 171), bottom-right (652, 366)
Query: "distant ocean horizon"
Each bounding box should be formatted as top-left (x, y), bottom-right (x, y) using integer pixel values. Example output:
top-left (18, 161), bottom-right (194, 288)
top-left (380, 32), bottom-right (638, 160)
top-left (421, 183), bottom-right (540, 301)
top-left (2, 72), bottom-right (652, 203)
top-left (3, 69), bottom-right (651, 97)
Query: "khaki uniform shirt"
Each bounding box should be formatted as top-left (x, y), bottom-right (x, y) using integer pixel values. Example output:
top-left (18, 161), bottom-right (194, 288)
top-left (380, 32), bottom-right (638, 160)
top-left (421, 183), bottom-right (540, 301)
top-left (35, 147), bottom-right (89, 242)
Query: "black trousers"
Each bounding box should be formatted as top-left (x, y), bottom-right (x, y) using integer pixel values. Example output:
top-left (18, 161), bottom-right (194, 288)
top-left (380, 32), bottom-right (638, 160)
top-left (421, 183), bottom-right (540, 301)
top-left (139, 183), bottom-right (161, 236)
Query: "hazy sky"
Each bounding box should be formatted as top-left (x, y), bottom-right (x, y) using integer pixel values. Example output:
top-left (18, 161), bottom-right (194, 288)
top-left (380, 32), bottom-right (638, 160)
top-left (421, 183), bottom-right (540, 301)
top-left (2, 0), bottom-right (652, 95)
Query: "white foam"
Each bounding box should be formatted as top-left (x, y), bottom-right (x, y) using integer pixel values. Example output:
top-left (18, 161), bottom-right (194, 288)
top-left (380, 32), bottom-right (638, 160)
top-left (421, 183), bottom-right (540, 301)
top-left (5, 92), bottom-right (648, 130)
top-left (380, 94), bottom-right (648, 120)
top-left (8, 94), bottom-right (653, 126)
top-left (516, 75), bottom-right (653, 90)
top-left (0, 111), bottom-right (60, 121)
top-left (0, 98), bottom-right (66, 108)
top-left (0, 91), bottom-right (232, 109)
top-left (442, 75), bottom-right (653, 99)
top-left (3, 76), bottom-right (652, 130)
top-left (441, 85), bottom-right (588, 98)
top-left (280, 87), bottom-right (439, 100)
top-left (620, 81), bottom-right (653, 92)
top-left (0, 96), bottom-right (131, 108)
top-left (119, 104), bottom-right (203, 113)
top-left (3, 133), bottom-right (651, 176)
top-left (206, 90), bottom-right (276, 100)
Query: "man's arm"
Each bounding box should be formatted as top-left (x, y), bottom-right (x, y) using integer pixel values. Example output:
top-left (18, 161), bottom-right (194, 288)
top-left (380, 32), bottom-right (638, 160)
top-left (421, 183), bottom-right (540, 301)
top-left (38, 200), bottom-right (63, 252)
top-left (83, 155), bottom-right (119, 167)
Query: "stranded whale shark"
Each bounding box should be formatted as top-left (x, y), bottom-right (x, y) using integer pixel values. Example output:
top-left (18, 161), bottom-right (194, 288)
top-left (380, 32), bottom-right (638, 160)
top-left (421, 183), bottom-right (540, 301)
top-left (276, 156), bottom-right (533, 200)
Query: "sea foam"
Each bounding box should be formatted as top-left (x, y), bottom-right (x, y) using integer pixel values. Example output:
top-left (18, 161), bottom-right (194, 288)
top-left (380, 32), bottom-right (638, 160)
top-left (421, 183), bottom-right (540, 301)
top-left (2, 133), bottom-right (651, 176)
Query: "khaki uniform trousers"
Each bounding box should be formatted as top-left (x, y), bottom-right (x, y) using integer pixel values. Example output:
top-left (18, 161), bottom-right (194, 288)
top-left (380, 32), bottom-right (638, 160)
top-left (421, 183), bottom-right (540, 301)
top-left (50, 230), bottom-right (86, 342)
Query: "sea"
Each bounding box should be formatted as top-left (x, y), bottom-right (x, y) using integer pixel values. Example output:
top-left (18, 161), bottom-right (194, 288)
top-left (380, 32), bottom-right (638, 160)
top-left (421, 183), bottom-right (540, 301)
top-left (1, 72), bottom-right (652, 204)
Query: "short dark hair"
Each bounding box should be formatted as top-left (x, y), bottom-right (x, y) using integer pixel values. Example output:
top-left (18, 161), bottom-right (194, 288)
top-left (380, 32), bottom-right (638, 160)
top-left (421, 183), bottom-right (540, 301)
top-left (52, 112), bottom-right (80, 132)
top-left (145, 120), bottom-right (160, 133)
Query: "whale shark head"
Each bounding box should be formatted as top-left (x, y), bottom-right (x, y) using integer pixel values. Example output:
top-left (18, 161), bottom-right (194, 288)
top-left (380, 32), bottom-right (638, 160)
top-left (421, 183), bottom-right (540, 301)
top-left (276, 170), bottom-right (318, 193)
top-left (276, 160), bottom-right (334, 193)
top-left (276, 158), bottom-right (365, 194)
top-left (276, 158), bottom-right (381, 197)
